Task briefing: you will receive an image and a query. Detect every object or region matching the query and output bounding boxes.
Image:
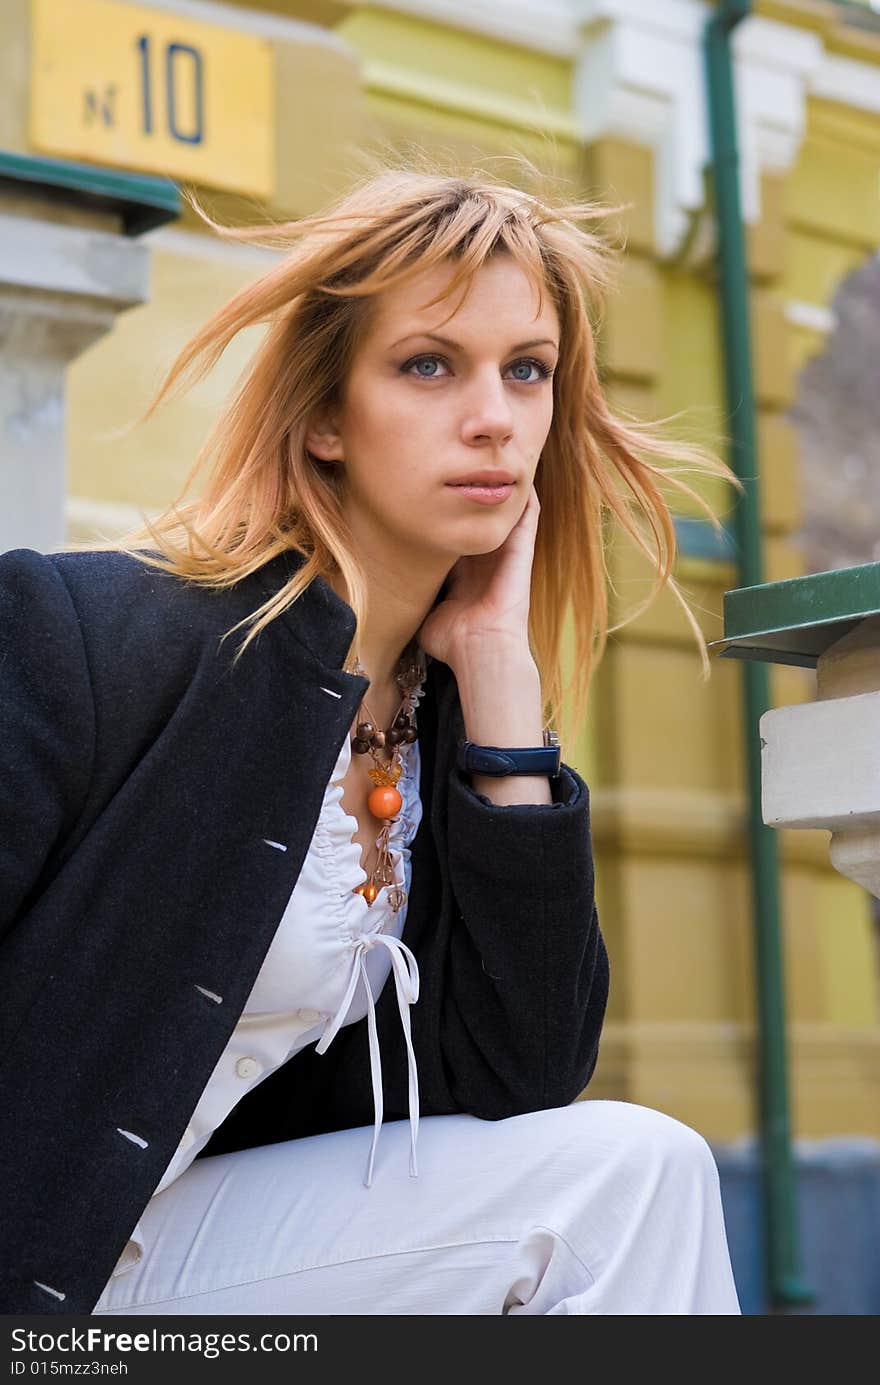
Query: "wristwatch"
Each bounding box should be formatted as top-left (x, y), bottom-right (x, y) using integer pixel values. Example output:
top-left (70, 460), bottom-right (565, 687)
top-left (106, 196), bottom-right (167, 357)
top-left (456, 728), bottom-right (561, 781)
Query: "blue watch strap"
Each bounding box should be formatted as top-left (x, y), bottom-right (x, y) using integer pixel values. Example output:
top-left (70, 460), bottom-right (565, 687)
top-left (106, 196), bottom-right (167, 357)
top-left (457, 730), bottom-right (561, 779)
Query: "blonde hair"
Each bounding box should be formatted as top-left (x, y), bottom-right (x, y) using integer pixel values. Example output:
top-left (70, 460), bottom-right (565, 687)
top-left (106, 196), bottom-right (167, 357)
top-left (75, 152), bottom-right (743, 751)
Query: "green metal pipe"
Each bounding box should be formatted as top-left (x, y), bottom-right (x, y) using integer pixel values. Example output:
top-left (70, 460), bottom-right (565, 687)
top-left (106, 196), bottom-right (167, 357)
top-left (702, 0), bottom-right (813, 1311)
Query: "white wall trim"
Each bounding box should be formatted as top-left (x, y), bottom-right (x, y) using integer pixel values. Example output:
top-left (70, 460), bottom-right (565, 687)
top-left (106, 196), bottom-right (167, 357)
top-left (784, 299), bottom-right (838, 336)
top-left (811, 47), bottom-right (880, 116)
top-left (571, 1), bottom-right (828, 257)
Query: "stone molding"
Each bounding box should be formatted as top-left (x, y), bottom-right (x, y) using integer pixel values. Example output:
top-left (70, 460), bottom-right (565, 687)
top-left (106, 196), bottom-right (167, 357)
top-left (0, 209), bottom-right (149, 553)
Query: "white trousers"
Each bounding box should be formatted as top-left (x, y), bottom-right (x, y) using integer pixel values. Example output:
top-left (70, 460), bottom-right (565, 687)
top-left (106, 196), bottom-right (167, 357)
top-left (93, 1099), bottom-right (742, 1315)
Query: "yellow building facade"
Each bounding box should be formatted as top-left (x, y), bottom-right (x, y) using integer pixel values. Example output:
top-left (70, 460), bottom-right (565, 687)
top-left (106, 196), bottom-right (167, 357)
top-left (3, 0), bottom-right (878, 1141)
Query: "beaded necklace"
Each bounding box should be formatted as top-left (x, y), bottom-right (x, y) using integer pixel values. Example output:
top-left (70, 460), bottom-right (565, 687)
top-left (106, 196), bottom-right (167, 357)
top-left (349, 638), bottom-right (428, 913)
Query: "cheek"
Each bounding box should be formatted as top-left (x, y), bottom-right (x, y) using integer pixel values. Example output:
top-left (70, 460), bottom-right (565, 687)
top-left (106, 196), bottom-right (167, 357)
top-left (349, 390), bottom-right (424, 455)
top-left (532, 409), bottom-right (554, 463)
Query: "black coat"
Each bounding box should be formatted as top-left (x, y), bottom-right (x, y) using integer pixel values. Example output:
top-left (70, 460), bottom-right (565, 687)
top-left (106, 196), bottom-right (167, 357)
top-left (0, 544), bottom-right (608, 1315)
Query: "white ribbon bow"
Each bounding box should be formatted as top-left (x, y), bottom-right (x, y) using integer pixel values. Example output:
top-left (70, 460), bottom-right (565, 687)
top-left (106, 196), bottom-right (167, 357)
top-left (315, 931), bottom-right (421, 1188)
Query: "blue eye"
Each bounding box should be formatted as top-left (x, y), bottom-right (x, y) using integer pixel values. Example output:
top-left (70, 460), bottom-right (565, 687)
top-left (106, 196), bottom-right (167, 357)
top-left (409, 356), bottom-right (444, 377)
top-left (401, 353), bottom-right (554, 382)
top-left (509, 359), bottom-right (552, 382)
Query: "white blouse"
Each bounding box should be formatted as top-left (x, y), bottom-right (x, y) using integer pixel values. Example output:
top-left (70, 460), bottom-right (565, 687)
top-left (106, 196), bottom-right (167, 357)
top-left (110, 710), bottom-right (425, 1279)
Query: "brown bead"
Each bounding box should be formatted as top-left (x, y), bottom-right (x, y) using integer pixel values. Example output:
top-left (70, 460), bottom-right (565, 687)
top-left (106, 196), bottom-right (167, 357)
top-left (371, 730), bottom-right (386, 749)
top-left (352, 738), bottom-right (371, 754)
top-left (356, 720), bottom-right (375, 737)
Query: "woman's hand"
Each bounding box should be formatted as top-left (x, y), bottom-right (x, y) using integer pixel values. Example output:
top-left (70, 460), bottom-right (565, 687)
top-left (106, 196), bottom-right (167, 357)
top-left (416, 482), bottom-right (540, 670)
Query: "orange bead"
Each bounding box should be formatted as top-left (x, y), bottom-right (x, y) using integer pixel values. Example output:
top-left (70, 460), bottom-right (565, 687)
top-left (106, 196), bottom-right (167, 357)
top-left (353, 881), bottom-right (379, 906)
top-left (367, 784), bottom-right (403, 819)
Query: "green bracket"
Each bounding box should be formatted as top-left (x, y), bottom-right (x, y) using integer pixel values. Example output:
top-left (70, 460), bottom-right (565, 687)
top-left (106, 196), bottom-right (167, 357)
top-left (0, 149), bottom-right (181, 236)
top-left (708, 562), bottom-right (880, 668)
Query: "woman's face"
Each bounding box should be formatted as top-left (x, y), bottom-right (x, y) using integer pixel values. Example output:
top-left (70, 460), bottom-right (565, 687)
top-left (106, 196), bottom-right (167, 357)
top-left (306, 254), bottom-right (560, 569)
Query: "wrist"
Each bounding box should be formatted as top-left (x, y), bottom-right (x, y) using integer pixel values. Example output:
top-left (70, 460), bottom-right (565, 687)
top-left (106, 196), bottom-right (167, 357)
top-left (449, 633), bottom-right (537, 690)
top-left (451, 646), bottom-right (553, 806)
top-left (451, 628), bottom-right (534, 670)
top-left (454, 654), bottom-right (541, 725)
top-left (453, 644), bottom-right (543, 746)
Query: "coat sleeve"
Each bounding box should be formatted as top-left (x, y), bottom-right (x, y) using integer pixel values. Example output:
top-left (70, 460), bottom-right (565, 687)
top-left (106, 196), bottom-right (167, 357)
top-left (0, 548), bottom-right (95, 937)
top-left (441, 760), bottom-right (609, 1119)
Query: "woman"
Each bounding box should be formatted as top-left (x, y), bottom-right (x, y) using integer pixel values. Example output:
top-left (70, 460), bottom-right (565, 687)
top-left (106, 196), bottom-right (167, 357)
top-left (0, 161), bottom-right (743, 1315)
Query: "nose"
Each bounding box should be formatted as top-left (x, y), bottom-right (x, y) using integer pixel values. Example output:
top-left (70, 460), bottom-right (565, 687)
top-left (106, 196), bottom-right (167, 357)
top-left (460, 370), bottom-right (515, 445)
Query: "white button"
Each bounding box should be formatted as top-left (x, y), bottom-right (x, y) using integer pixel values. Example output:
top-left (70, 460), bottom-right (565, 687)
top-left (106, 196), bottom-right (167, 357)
top-left (296, 1008), bottom-right (324, 1025)
top-left (235, 1056), bottom-right (262, 1079)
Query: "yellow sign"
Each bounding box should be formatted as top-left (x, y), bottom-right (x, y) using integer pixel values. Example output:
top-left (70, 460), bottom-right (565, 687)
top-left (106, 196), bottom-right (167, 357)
top-left (29, 0), bottom-right (275, 198)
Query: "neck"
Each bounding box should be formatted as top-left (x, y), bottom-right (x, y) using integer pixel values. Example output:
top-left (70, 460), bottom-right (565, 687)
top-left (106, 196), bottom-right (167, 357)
top-left (327, 553), bottom-right (448, 693)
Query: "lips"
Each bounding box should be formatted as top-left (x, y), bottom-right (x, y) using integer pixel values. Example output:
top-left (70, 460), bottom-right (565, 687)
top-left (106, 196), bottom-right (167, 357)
top-left (446, 472), bottom-right (516, 487)
top-left (446, 482), bottom-right (513, 506)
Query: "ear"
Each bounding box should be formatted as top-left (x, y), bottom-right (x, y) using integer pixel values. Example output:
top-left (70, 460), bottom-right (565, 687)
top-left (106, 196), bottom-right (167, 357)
top-left (304, 412), bottom-right (345, 463)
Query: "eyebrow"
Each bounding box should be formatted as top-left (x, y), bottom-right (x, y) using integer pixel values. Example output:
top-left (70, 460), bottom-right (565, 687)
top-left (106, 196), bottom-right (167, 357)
top-left (389, 331), bottom-right (559, 353)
